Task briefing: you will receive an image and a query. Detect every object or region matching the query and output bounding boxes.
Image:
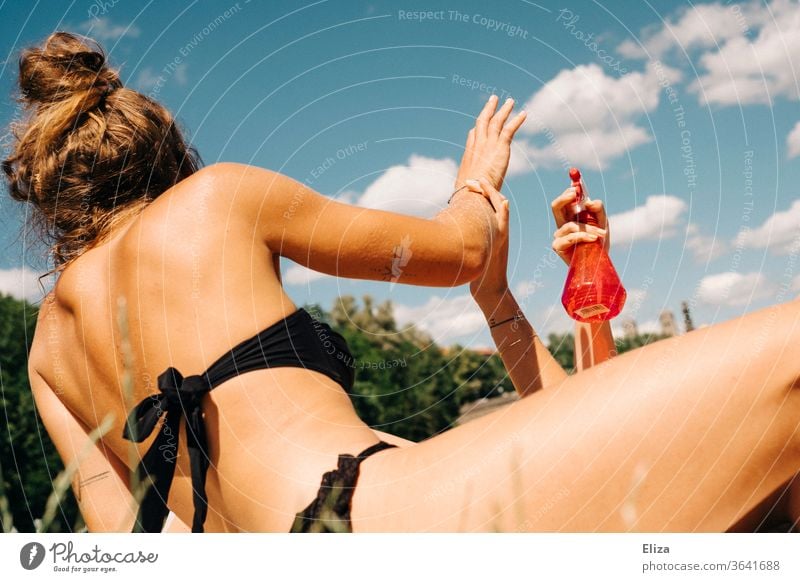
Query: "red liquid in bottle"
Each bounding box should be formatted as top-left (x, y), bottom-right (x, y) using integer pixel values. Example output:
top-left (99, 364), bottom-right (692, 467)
top-left (561, 168), bottom-right (627, 322)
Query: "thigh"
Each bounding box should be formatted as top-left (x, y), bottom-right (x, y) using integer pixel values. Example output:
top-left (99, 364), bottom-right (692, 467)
top-left (352, 299), bottom-right (800, 532)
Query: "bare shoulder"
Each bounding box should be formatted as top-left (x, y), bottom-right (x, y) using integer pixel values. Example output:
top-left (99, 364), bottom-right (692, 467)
top-left (197, 161), bottom-right (296, 195)
top-left (204, 162), bottom-right (307, 209)
top-left (178, 162), bottom-right (315, 245)
top-left (118, 163), bottom-right (268, 249)
top-left (135, 162), bottom-right (300, 236)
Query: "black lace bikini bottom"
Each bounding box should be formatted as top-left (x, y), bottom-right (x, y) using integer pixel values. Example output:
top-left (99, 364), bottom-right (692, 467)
top-left (290, 440), bottom-right (398, 533)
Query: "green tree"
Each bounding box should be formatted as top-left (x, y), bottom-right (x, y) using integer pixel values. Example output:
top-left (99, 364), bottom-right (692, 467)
top-left (0, 292), bottom-right (77, 532)
top-left (545, 330), bottom-right (673, 375)
top-left (547, 332), bottom-right (576, 373)
top-left (312, 296), bottom-right (463, 442)
top-left (449, 347), bottom-right (512, 403)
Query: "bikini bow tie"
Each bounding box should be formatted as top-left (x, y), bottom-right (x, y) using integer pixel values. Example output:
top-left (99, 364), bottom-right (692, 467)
top-left (122, 366), bottom-right (213, 533)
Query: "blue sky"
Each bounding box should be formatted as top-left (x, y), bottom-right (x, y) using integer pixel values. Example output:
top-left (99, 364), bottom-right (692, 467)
top-left (1, 0), bottom-right (798, 347)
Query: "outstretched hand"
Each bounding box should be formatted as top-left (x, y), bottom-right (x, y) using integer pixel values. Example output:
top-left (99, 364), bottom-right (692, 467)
top-left (455, 95), bottom-right (526, 192)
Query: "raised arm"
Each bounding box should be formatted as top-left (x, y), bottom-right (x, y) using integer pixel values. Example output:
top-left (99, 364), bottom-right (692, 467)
top-left (468, 179), bottom-right (569, 398)
top-left (476, 287), bottom-right (570, 397)
top-left (550, 190), bottom-right (617, 371)
top-left (213, 95), bottom-right (526, 287)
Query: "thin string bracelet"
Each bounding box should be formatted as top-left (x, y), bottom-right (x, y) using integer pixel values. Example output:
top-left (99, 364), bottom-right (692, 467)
top-left (448, 184), bottom-right (496, 211)
top-left (447, 184), bottom-right (469, 204)
top-left (489, 311), bottom-right (526, 329)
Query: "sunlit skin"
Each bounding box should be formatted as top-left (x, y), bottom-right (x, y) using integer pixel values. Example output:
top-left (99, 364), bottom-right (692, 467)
top-left (29, 94), bottom-right (799, 532)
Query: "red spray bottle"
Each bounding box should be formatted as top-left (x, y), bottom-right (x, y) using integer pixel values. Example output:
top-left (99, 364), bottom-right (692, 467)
top-left (561, 168), bottom-right (627, 322)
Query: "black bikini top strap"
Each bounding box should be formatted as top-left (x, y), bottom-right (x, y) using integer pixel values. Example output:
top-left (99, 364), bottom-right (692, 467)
top-left (122, 308), bottom-right (356, 533)
top-left (123, 366), bottom-right (213, 533)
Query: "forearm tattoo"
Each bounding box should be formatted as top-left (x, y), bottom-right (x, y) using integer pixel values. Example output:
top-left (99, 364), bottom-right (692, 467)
top-left (73, 471), bottom-right (110, 503)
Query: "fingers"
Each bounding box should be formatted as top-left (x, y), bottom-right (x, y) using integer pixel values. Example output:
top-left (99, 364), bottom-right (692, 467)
top-left (584, 199), bottom-right (607, 229)
top-left (550, 188), bottom-right (578, 228)
top-left (458, 128), bottom-right (475, 176)
top-left (500, 109), bottom-right (527, 142)
top-left (466, 177), bottom-right (509, 216)
top-left (475, 94), bottom-right (499, 137)
top-left (497, 194), bottom-right (510, 234)
top-left (552, 231), bottom-right (599, 255)
top-left (479, 177), bottom-right (506, 215)
top-left (553, 221), bottom-right (606, 240)
top-left (465, 178), bottom-right (491, 203)
top-left (488, 97), bottom-right (515, 135)
top-left (464, 128), bottom-right (475, 155)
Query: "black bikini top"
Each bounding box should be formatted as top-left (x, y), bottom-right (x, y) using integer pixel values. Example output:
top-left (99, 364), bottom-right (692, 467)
top-left (122, 308), bottom-right (355, 533)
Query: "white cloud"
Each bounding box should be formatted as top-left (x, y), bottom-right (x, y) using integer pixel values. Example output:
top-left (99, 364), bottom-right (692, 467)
top-left (609, 195), bottom-right (688, 246)
top-left (393, 294), bottom-right (485, 345)
top-left (690, 21), bottom-right (800, 106)
top-left (514, 279), bottom-right (542, 299)
top-left (792, 275), bottom-right (800, 293)
top-left (173, 63), bottom-right (189, 85)
top-left (135, 63), bottom-right (189, 93)
top-left (787, 121), bottom-right (800, 158)
top-left (355, 155), bottom-right (458, 217)
top-left (685, 223), bottom-right (728, 263)
top-left (283, 264), bottom-right (328, 286)
top-left (78, 16), bottom-right (141, 41)
top-left (620, 0), bottom-right (800, 106)
top-left (612, 317), bottom-right (662, 338)
top-left (509, 123), bottom-right (651, 174)
top-left (134, 67), bottom-right (161, 92)
top-left (511, 62), bottom-right (681, 171)
top-left (619, 287), bottom-right (649, 319)
top-left (618, 2), bottom-right (762, 59)
top-left (520, 63), bottom-right (676, 134)
top-left (537, 304), bottom-right (574, 337)
top-left (698, 271), bottom-right (774, 306)
top-left (736, 200), bottom-right (800, 255)
top-left (335, 190), bottom-right (358, 204)
top-left (0, 267), bottom-right (49, 302)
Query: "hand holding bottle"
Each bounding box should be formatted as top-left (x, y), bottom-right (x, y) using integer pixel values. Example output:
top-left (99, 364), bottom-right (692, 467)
top-left (551, 190), bottom-right (610, 264)
top-left (556, 168), bottom-right (626, 322)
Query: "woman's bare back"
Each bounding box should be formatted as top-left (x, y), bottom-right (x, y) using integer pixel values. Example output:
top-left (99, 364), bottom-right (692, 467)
top-left (28, 167), bottom-right (385, 531)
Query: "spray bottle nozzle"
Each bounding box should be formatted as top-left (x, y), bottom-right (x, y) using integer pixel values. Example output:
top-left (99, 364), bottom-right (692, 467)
top-left (567, 166), bottom-right (593, 222)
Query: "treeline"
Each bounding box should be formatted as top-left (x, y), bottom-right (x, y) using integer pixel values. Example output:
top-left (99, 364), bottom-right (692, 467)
top-left (0, 292), bottom-right (78, 532)
top-left (307, 295), bottom-right (513, 442)
top-left (546, 330), bottom-right (672, 375)
top-left (0, 291), bottom-right (669, 532)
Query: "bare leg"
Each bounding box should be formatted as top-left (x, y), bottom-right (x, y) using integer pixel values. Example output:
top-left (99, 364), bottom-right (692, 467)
top-left (352, 299), bottom-right (800, 532)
